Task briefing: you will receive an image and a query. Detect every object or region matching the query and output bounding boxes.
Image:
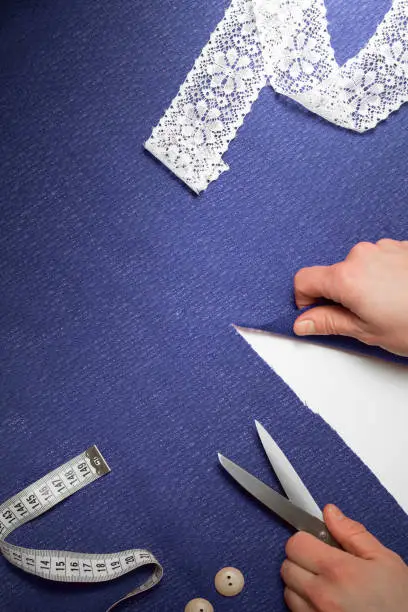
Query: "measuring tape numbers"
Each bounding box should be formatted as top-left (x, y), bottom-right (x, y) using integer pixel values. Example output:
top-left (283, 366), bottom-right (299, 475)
top-left (0, 445), bottom-right (163, 611)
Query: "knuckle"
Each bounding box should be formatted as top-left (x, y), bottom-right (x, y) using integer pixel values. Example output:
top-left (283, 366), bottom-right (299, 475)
top-left (294, 267), bottom-right (306, 284)
top-left (348, 241), bottom-right (374, 259)
top-left (283, 587), bottom-right (295, 606)
top-left (380, 549), bottom-right (400, 565)
top-left (387, 551), bottom-right (408, 569)
top-left (281, 560), bottom-right (299, 586)
top-left (293, 268), bottom-right (308, 292)
top-left (344, 521), bottom-right (371, 549)
top-left (280, 559), bottom-right (290, 580)
top-left (332, 263), bottom-right (354, 289)
top-left (392, 552), bottom-right (405, 565)
top-left (285, 532), bottom-right (304, 557)
top-left (346, 519), bottom-right (367, 537)
top-left (376, 238), bottom-right (397, 248)
top-left (284, 587), bottom-right (305, 611)
top-left (332, 263), bottom-right (363, 305)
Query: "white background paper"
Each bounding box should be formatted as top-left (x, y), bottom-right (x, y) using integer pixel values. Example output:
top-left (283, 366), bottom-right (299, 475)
top-left (237, 327), bottom-right (408, 514)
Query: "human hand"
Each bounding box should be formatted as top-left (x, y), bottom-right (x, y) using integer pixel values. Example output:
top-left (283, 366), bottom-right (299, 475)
top-left (281, 504), bottom-right (408, 612)
top-left (293, 239), bottom-right (408, 356)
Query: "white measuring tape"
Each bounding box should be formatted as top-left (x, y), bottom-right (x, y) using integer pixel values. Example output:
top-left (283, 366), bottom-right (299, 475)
top-left (0, 446), bottom-right (163, 611)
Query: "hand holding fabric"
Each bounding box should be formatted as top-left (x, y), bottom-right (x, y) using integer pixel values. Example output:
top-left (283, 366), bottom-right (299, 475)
top-left (293, 239), bottom-right (408, 356)
top-left (281, 505), bottom-right (408, 612)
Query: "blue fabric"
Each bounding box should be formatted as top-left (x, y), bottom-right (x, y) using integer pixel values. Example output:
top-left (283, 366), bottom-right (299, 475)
top-left (0, 1), bottom-right (407, 611)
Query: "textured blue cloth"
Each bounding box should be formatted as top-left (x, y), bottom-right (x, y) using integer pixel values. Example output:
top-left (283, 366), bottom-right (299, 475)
top-left (1, 1), bottom-right (407, 611)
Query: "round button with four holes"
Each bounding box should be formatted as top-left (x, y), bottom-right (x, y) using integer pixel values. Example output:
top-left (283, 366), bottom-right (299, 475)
top-left (214, 566), bottom-right (245, 596)
top-left (184, 598), bottom-right (214, 612)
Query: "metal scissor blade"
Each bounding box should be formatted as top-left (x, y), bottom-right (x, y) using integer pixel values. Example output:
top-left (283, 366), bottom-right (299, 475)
top-left (218, 453), bottom-right (338, 547)
top-left (255, 421), bottom-right (322, 520)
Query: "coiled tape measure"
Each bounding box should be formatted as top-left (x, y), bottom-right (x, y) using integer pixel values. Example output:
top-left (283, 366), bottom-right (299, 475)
top-left (0, 446), bottom-right (163, 611)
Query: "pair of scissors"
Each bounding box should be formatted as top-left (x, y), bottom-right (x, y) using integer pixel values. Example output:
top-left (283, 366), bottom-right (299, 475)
top-left (218, 421), bottom-right (339, 548)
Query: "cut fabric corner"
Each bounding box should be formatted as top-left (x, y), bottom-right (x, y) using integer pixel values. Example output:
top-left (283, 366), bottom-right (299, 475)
top-left (232, 323), bottom-right (272, 338)
top-left (146, 0), bottom-right (408, 193)
top-left (235, 311), bottom-right (408, 365)
top-left (236, 327), bottom-right (408, 515)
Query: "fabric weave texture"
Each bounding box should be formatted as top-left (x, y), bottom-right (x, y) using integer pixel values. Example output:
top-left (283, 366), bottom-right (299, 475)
top-left (0, 1), bottom-right (407, 611)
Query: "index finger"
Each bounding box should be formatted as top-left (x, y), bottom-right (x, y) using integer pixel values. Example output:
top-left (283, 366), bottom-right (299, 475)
top-left (294, 264), bottom-right (342, 308)
top-left (285, 531), bottom-right (347, 575)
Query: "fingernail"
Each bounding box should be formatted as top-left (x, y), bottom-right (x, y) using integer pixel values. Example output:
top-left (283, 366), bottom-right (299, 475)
top-left (327, 504), bottom-right (344, 520)
top-left (294, 320), bottom-right (316, 335)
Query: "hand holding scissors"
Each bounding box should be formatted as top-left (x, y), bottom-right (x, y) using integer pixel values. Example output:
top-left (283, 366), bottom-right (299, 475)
top-left (219, 422), bottom-right (408, 612)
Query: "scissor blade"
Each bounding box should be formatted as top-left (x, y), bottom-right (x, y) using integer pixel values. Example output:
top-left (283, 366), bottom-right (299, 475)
top-left (255, 421), bottom-right (322, 520)
top-left (218, 453), bottom-right (338, 547)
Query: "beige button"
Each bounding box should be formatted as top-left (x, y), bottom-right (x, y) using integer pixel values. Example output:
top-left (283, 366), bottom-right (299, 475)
top-left (214, 567), bottom-right (245, 597)
top-left (184, 598), bottom-right (214, 612)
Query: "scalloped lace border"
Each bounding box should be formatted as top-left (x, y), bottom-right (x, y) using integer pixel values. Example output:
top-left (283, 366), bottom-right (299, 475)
top-left (145, 0), bottom-right (408, 193)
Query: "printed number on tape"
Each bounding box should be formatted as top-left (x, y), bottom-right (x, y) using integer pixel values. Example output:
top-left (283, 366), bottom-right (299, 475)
top-left (0, 446), bottom-right (163, 611)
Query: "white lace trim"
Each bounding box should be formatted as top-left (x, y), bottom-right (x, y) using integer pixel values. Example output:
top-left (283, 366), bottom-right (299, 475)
top-left (145, 0), bottom-right (408, 193)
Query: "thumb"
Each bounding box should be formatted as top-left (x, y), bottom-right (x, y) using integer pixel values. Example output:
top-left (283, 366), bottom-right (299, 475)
top-left (324, 505), bottom-right (386, 559)
top-left (293, 305), bottom-right (368, 341)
